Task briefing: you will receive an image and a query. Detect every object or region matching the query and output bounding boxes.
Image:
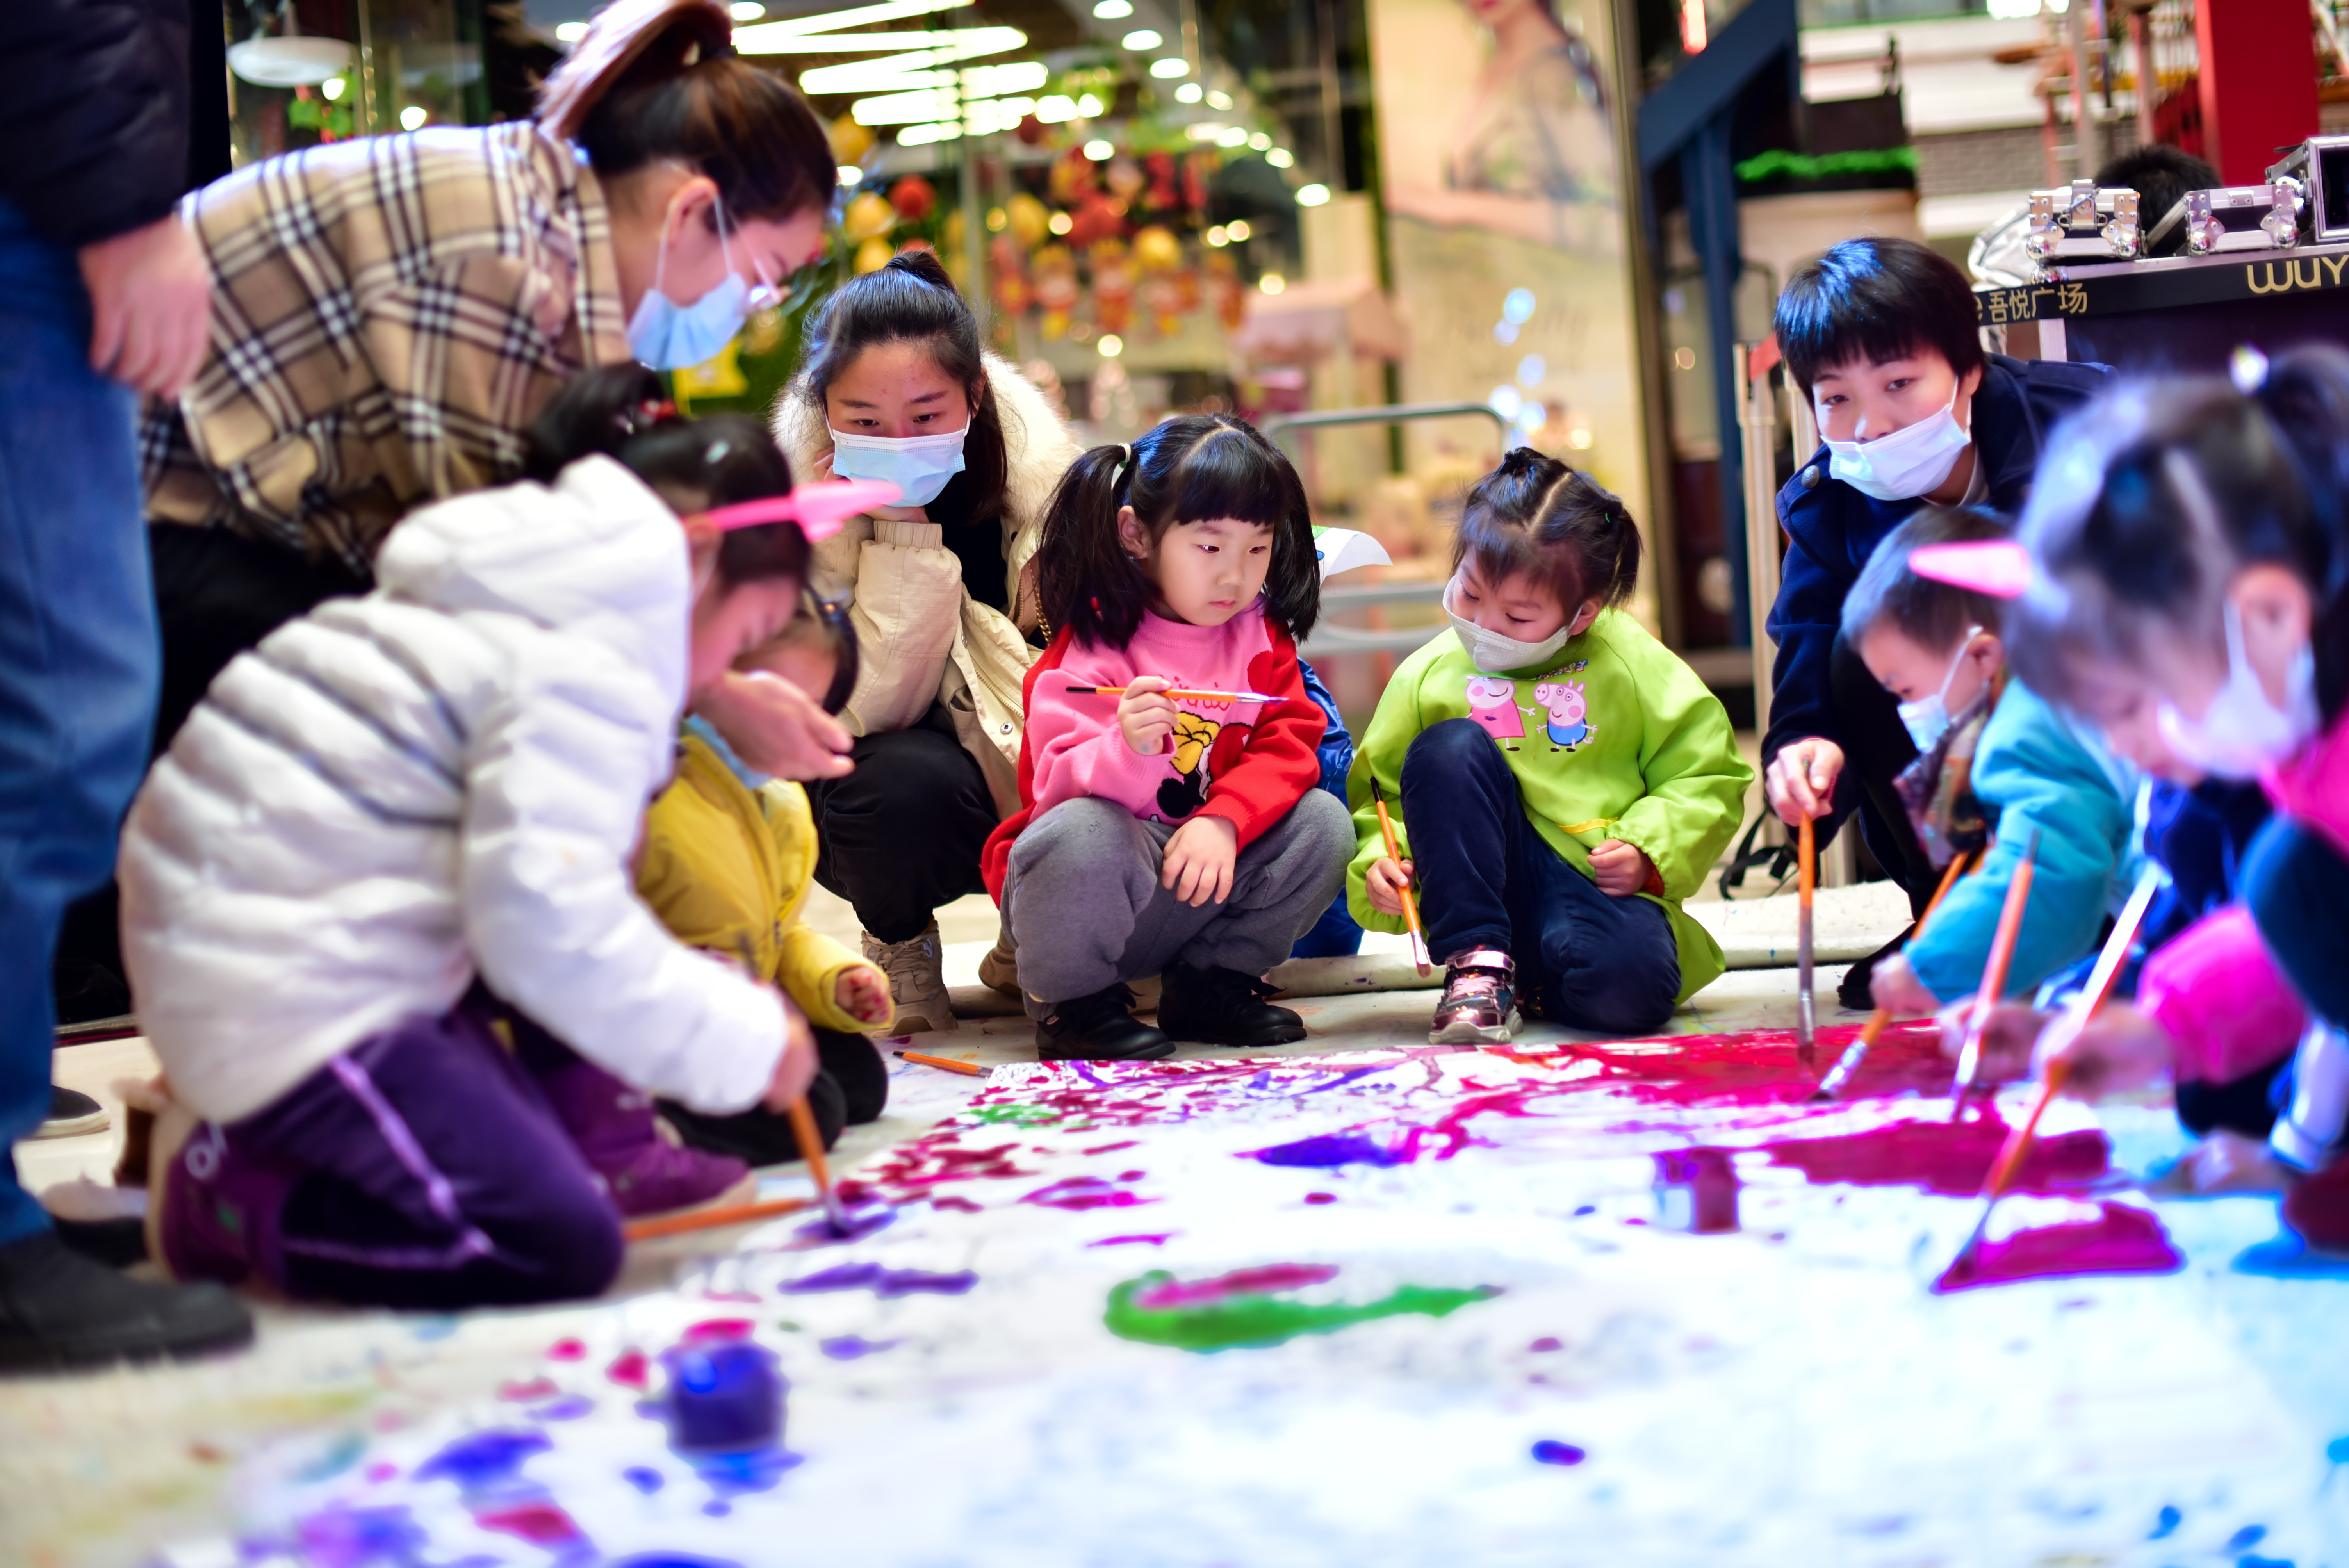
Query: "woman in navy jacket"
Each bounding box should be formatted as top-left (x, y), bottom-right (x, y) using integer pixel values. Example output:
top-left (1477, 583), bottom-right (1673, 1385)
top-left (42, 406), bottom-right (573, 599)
top-left (1759, 238), bottom-right (2107, 1001)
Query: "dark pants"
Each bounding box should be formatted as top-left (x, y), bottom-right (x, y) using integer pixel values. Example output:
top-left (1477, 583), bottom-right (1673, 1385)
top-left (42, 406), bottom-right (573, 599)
top-left (0, 200), bottom-right (160, 1247)
top-left (2245, 818), bottom-right (2349, 1027)
top-left (810, 712), bottom-right (996, 943)
top-left (661, 1028), bottom-right (889, 1164)
top-left (161, 991), bottom-right (622, 1310)
top-left (52, 525), bottom-right (366, 1019)
top-left (1400, 718), bottom-right (1681, 1035)
top-left (1829, 633), bottom-right (1937, 915)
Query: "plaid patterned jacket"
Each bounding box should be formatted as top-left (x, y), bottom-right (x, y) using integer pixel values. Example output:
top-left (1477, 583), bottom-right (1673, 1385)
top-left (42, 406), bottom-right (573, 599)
top-left (143, 122), bottom-right (631, 573)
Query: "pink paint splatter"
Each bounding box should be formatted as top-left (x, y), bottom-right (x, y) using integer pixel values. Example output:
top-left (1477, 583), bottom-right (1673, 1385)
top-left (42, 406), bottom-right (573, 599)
top-left (495, 1378), bottom-right (558, 1402)
top-left (1022, 1175), bottom-right (1156, 1211)
top-left (606, 1350), bottom-right (649, 1388)
top-left (1088, 1233), bottom-right (1176, 1247)
top-left (931, 1196), bottom-right (983, 1213)
top-left (545, 1338), bottom-right (585, 1361)
top-left (683, 1319), bottom-right (756, 1343)
top-left (1752, 1114), bottom-right (2109, 1198)
top-left (473, 1501), bottom-right (580, 1545)
top-left (1133, 1264), bottom-right (1340, 1310)
top-left (1934, 1202), bottom-right (2184, 1294)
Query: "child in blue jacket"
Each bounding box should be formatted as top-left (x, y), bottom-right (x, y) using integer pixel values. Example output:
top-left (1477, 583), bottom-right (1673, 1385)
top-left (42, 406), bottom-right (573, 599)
top-left (1761, 238), bottom-right (2108, 1005)
top-left (1833, 509), bottom-right (2140, 1014)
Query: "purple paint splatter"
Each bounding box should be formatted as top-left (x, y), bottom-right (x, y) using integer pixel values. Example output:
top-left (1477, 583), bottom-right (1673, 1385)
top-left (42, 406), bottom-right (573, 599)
top-left (1247, 1133), bottom-right (1409, 1169)
top-left (1531, 1440), bottom-right (1587, 1466)
top-left (782, 1263), bottom-right (979, 1298)
top-left (819, 1335), bottom-right (900, 1360)
top-left (1023, 1175), bottom-right (1155, 1211)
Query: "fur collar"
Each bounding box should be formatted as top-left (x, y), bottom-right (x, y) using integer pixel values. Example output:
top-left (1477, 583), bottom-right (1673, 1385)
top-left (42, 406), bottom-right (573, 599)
top-left (770, 349), bottom-right (1082, 538)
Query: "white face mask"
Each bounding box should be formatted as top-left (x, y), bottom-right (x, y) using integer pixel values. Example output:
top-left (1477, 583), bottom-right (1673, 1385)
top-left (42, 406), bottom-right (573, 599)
top-left (1826, 387), bottom-right (1972, 502)
top-left (2155, 599), bottom-right (2320, 779)
top-left (1445, 576), bottom-right (1581, 673)
top-left (1896, 625), bottom-right (1984, 753)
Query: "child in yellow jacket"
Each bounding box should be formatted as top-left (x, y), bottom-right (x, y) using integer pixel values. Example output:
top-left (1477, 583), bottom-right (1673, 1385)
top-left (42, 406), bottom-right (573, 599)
top-left (636, 606), bottom-right (896, 1161)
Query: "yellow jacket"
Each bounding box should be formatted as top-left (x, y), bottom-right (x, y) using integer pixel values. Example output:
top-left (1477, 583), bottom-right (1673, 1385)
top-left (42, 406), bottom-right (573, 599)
top-left (635, 733), bottom-right (892, 1035)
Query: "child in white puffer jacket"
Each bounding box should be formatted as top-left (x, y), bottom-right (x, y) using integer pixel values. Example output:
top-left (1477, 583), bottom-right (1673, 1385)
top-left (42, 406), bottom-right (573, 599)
top-left (121, 372), bottom-right (885, 1309)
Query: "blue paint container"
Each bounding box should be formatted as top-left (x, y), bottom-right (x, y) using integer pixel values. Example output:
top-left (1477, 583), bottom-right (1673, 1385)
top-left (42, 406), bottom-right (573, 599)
top-left (660, 1337), bottom-right (785, 1456)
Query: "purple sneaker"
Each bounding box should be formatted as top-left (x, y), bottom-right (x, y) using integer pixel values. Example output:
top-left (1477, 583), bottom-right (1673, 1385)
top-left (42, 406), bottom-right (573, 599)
top-left (1428, 949), bottom-right (1523, 1045)
top-left (536, 1058), bottom-right (751, 1219)
top-left (146, 1103), bottom-right (293, 1287)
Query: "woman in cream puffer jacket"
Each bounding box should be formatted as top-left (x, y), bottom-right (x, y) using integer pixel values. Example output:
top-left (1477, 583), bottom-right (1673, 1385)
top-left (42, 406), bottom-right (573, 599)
top-left (771, 253), bottom-right (1082, 1030)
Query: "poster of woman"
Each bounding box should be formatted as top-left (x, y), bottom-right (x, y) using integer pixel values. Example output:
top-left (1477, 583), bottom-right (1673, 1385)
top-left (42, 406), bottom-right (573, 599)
top-left (1372, 0), bottom-right (1651, 623)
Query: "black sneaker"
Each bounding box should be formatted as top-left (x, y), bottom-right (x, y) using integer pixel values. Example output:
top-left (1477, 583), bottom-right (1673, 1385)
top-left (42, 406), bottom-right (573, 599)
top-left (34, 1087), bottom-right (107, 1140)
top-left (0, 1230), bottom-right (253, 1374)
top-left (1837, 924), bottom-right (1916, 1011)
top-left (1158, 962), bottom-right (1307, 1047)
top-left (1036, 984), bottom-right (1175, 1062)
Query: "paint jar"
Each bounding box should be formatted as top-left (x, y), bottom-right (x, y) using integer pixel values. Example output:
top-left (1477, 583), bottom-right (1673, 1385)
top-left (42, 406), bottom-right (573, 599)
top-left (660, 1333), bottom-right (785, 1456)
top-left (1652, 1148), bottom-right (1739, 1234)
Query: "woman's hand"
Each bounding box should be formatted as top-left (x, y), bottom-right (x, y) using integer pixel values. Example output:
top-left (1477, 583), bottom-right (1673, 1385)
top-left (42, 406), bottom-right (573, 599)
top-left (1162, 814), bottom-right (1238, 907)
top-left (835, 964), bottom-right (894, 1028)
top-left (1871, 953), bottom-right (1940, 1017)
top-left (78, 214), bottom-right (210, 398)
top-left (1119, 675), bottom-right (1178, 756)
top-left (697, 669), bottom-right (855, 781)
top-left (1365, 855), bottom-right (1416, 918)
top-left (2043, 1000), bottom-right (2174, 1100)
top-left (1588, 839), bottom-right (1654, 898)
top-left (1766, 738), bottom-right (1845, 826)
top-left (759, 993), bottom-right (820, 1113)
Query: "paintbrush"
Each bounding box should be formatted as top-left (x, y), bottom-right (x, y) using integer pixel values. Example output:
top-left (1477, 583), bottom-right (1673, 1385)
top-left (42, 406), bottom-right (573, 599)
top-left (1797, 815), bottom-right (1818, 1072)
top-left (1948, 828), bottom-right (2041, 1119)
top-left (1066, 686), bottom-right (1281, 704)
top-left (895, 1049), bottom-right (987, 1078)
top-left (623, 1196), bottom-right (813, 1243)
top-left (734, 935), bottom-right (852, 1236)
top-left (1369, 775), bottom-right (1430, 976)
top-left (1811, 848), bottom-right (1977, 1103)
top-left (1946, 865), bottom-right (2165, 1272)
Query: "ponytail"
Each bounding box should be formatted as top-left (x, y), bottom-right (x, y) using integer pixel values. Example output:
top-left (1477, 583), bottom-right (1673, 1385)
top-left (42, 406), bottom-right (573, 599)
top-left (1038, 414), bottom-right (1317, 650)
top-left (1453, 448), bottom-right (1641, 615)
top-left (526, 364), bottom-right (807, 588)
top-left (537, 0), bottom-right (834, 224)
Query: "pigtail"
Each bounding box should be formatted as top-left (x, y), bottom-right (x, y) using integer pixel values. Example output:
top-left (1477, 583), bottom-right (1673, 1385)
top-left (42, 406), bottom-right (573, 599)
top-left (1039, 444), bottom-right (1146, 649)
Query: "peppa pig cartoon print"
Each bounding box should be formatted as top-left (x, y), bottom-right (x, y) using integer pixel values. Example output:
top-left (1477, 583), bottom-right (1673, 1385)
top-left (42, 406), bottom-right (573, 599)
top-left (1532, 675), bottom-right (1593, 751)
top-left (1463, 675), bottom-right (1530, 750)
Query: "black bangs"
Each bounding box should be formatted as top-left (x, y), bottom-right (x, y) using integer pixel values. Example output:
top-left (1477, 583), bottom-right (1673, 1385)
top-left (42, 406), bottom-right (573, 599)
top-left (1776, 236), bottom-right (1986, 396)
top-left (1038, 413), bottom-right (1320, 650)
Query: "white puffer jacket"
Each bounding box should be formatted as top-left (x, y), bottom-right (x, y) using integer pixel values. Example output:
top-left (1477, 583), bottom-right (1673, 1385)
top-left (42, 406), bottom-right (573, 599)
top-left (119, 457), bottom-right (786, 1124)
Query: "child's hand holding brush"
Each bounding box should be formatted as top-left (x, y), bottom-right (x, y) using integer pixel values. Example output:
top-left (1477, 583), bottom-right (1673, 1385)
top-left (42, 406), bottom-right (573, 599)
top-left (1364, 854), bottom-right (1417, 918)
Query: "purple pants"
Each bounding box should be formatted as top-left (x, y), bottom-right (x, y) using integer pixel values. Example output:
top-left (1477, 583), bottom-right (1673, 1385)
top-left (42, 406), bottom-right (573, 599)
top-left (162, 990), bottom-right (623, 1310)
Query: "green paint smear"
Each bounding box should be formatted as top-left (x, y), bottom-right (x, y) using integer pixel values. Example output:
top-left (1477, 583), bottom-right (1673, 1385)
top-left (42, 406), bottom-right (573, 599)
top-left (1734, 146), bottom-right (1919, 184)
top-left (1104, 1272), bottom-right (1501, 1352)
top-left (965, 1102), bottom-right (1068, 1127)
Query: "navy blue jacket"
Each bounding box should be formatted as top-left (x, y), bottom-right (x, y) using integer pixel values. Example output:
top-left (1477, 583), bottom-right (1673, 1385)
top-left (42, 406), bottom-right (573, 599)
top-left (0, 0), bottom-right (190, 248)
top-left (1761, 353), bottom-right (2111, 833)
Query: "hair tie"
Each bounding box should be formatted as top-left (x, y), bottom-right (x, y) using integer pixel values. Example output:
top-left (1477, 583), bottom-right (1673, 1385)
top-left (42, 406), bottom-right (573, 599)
top-left (617, 398), bottom-right (677, 436)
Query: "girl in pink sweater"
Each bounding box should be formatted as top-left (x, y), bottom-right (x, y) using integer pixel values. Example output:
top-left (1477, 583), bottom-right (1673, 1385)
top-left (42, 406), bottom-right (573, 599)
top-left (981, 415), bottom-right (1350, 1060)
top-left (2007, 344), bottom-right (2349, 1251)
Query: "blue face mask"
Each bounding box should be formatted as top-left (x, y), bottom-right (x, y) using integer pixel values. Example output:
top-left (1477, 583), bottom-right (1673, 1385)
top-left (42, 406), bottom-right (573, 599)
top-left (827, 425), bottom-right (969, 508)
top-left (627, 195), bottom-right (768, 371)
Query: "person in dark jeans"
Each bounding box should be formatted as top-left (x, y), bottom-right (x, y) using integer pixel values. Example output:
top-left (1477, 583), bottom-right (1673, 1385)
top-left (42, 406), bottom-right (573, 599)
top-left (0, 0), bottom-right (253, 1369)
top-left (1760, 237), bottom-right (2107, 1006)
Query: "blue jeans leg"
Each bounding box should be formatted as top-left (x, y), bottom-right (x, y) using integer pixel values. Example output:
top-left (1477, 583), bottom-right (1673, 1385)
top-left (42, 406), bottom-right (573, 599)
top-left (1399, 717), bottom-right (1523, 959)
top-left (0, 200), bottom-right (160, 1247)
top-left (1505, 826), bottom-right (1681, 1035)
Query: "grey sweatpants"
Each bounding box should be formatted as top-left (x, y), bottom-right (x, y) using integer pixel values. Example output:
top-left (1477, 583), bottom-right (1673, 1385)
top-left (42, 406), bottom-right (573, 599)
top-left (1001, 792), bottom-right (1353, 1020)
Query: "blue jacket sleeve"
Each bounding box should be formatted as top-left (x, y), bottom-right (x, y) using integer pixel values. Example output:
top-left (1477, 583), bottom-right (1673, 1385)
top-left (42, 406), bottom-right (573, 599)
top-left (1761, 514), bottom-right (1863, 836)
top-left (1906, 683), bottom-right (2138, 1002)
top-left (0, 0), bottom-right (191, 248)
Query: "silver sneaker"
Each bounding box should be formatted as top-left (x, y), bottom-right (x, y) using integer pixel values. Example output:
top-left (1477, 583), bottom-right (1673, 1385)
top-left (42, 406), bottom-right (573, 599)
top-left (1428, 949), bottom-right (1522, 1045)
top-left (863, 920), bottom-right (956, 1033)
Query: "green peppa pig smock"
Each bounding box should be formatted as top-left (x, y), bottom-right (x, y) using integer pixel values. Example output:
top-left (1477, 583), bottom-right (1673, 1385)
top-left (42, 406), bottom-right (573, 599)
top-left (1343, 608), bottom-right (1752, 1002)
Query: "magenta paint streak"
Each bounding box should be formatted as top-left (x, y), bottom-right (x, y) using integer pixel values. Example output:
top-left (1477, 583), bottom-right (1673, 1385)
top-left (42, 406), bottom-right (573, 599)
top-left (1752, 1114), bottom-right (2111, 1197)
top-left (1133, 1264), bottom-right (1340, 1310)
top-left (1022, 1175), bottom-right (1156, 1211)
top-left (607, 1350), bottom-right (649, 1388)
top-left (1933, 1202), bottom-right (2184, 1293)
top-left (930, 1196), bottom-right (984, 1213)
top-left (1088, 1233), bottom-right (1176, 1247)
top-left (545, 1338), bottom-right (585, 1361)
top-left (683, 1319), bottom-right (756, 1343)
